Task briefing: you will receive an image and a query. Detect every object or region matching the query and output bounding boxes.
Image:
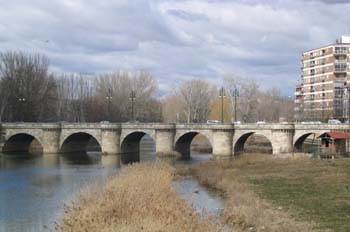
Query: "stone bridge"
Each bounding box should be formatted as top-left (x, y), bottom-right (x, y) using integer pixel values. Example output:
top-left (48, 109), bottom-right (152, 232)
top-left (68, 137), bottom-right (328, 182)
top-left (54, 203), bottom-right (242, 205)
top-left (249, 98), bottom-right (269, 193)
top-left (0, 123), bottom-right (349, 159)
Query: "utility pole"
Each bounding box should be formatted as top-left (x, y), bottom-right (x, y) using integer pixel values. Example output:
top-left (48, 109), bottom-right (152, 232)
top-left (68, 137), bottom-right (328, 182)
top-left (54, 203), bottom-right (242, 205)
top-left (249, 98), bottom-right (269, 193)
top-left (130, 90), bottom-right (136, 121)
top-left (219, 87), bottom-right (225, 123)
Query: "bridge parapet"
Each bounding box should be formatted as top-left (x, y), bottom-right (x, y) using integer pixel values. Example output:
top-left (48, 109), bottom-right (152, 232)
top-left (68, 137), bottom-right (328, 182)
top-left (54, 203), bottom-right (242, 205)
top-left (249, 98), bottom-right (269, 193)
top-left (294, 124), bottom-right (350, 130)
top-left (121, 123), bottom-right (176, 130)
top-left (234, 123), bottom-right (294, 130)
top-left (175, 123), bottom-right (234, 130)
top-left (61, 123), bottom-right (104, 129)
top-left (1, 123), bottom-right (60, 129)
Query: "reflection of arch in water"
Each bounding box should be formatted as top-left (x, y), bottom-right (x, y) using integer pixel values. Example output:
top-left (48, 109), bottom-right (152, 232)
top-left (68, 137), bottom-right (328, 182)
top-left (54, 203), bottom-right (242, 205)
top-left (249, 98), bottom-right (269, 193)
top-left (234, 132), bottom-right (273, 156)
top-left (175, 132), bottom-right (212, 159)
top-left (2, 133), bottom-right (43, 155)
top-left (120, 132), bottom-right (155, 164)
top-left (60, 132), bottom-right (102, 154)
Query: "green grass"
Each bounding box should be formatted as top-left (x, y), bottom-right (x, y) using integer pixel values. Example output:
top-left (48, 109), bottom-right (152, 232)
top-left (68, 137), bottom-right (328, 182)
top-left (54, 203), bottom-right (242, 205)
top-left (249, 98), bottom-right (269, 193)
top-left (248, 158), bottom-right (350, 232)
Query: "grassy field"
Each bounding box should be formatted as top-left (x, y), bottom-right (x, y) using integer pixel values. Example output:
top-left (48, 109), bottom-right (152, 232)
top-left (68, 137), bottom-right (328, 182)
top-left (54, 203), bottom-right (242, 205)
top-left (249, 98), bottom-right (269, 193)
top-left (57, 156), bottom-right (350, 231)
top-left (57, 162), bottom-right (221, 232)
top-left (192, 155), bottom-right (350, 232)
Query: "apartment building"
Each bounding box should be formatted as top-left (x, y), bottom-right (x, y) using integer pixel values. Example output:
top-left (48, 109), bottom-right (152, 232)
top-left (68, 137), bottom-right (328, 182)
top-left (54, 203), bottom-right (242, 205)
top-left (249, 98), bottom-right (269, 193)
top-left (295, 35), bottom-right (350, 121)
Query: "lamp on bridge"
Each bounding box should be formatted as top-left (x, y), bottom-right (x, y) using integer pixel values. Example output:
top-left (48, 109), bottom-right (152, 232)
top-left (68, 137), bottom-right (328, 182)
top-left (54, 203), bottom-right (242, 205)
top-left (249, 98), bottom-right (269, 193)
top-left (232, 88), bottom-right (239, 122)
top-left (129, 90), bottom-right (136, 121)
top-left (18, 97), bottom-right (26, 122)
top-left (219, 87), bottom-right (226, 123)
top-left (106, 88), bottom-right (113, 121)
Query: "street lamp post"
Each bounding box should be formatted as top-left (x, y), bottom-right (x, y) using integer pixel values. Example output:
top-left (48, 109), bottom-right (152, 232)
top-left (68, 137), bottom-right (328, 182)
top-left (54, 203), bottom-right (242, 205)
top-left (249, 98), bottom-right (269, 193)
top-left (159, 103), bottom-right (162, 122)
top-left (219, 87), bottom-right (226, 123)
top-left (18, 97), bottom-right (26, 121)
top-left (130, 90), bottom-right (136, 121)
top-left (106, 88), bottom-right (112, 121)
top-left (232, 88), bottom-right (239, 122)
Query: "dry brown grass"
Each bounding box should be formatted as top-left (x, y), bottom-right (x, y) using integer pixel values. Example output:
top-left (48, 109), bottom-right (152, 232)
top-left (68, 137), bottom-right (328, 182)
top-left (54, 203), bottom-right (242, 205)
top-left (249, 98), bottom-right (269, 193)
top-left (57, 161), bottom-right (220, 232)
top-left (192, 154), bottom-right (332, 232)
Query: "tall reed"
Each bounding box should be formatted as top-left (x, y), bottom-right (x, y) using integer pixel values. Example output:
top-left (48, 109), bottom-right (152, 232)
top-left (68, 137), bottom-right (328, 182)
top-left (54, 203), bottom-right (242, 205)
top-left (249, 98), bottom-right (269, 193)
top-left (58, 162), bottom-right (220, 232)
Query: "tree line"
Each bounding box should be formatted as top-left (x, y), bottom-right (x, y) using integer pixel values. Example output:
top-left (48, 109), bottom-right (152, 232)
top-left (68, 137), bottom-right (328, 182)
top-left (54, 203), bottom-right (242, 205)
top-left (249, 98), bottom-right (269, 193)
top-left (162, 77), bottom-right (294, 123)
top-left (0, 51), bottom-right (294, 123)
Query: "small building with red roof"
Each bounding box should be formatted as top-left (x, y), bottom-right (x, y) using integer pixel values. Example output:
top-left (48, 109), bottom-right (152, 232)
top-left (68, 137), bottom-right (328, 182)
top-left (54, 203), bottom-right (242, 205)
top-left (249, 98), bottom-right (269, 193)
top-left (318, 131), bottom-right (350, 157)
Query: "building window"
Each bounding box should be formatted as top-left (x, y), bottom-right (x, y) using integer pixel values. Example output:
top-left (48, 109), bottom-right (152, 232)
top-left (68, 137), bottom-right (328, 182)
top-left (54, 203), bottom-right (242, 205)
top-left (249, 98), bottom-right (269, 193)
top-left (335, 46), bottom-right (346, 54)
top-left (335, 63), bottom-right (346, 72)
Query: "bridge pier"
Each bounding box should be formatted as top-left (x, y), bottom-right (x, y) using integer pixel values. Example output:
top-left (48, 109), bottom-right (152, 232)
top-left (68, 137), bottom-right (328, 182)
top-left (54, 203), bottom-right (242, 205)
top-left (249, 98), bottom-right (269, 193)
top-left (212, 129), bottom-right (233, 160)
top-left (155, 129), bottom-right (176, 157)
top-left (101, 129), bottom-right (120, 155)
top-left (271, 130), bottom-right (294, 156)
top-left (42, 129), bottom-right (60, 154)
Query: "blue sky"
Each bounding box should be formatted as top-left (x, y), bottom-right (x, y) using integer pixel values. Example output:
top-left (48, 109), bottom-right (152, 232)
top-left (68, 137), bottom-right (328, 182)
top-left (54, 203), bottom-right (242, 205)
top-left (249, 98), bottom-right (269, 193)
top-left (0, 0), bottom-right (349, 96)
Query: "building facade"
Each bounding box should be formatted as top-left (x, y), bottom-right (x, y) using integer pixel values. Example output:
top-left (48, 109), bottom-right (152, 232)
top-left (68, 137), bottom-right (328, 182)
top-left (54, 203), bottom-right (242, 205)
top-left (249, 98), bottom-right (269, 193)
top-left (295, 35), bottom-right (350, 122)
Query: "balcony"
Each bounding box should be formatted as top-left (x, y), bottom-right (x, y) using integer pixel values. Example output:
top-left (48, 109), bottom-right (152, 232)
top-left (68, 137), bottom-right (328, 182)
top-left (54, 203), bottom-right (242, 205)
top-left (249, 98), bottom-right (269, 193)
top-left (334, 49), bottom-right (347, 55)
top-left (334, 68), bottom-right (347, 73)
top-left (334, 60), bottom-right (347, 64)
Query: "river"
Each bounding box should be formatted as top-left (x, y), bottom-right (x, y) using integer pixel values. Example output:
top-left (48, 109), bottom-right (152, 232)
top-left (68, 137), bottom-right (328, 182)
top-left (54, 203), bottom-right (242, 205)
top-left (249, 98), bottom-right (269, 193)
top-left (0, 136), bottom-right (223, 232)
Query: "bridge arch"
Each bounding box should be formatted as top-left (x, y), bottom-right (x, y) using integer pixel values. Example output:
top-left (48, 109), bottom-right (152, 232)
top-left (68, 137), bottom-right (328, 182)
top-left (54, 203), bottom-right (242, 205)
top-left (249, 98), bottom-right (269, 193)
top-left (293, 132), bottom-right (321, 153)
top-left (120, 131), bottom-right (155, 163)
top-left (175, 132), bottom-right (212, 159)
top-left (60, 132), bottom-right (102, 154)
top-left (2, 133), bottom-right (44, 154)
top-left (294, 133), bottom-right (314, 152)
top-left (233, 132), bottom-right (273, 156)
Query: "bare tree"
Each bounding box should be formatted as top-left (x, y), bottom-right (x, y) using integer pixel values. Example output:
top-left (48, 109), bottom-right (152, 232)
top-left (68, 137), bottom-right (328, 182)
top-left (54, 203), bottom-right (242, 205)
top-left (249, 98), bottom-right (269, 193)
top-left (0, 51), bottom-right (56, 122)
top-left (176, 79), bottom-right (215, 123)
top-left (162, 88), bottom-right (186, 123)
top-left (224, 76), bottom-right (259, 122)
top-left (95, 71), bottom-right (159, 122)
top-left (0, 50), bottom-right (295, 124)
top-left (0, 79), bottom-right (10, 122)
top-left (55, 73), bottom-right (96, 122)
top-left (224, 75), bottom-right (294, 122)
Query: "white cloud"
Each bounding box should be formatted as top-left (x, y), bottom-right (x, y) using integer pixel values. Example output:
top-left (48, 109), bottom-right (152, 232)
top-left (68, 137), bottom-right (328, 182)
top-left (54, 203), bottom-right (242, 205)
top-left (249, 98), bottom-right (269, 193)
top-left (0, 0), bottom-right (349, 95)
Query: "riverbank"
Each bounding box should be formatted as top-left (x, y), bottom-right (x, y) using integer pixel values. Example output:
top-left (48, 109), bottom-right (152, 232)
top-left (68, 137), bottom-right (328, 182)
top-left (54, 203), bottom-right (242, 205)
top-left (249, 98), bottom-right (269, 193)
top-left (192, 154), bottom-right (350, 232)
top-left (58, 161), bottom-right (220, 232)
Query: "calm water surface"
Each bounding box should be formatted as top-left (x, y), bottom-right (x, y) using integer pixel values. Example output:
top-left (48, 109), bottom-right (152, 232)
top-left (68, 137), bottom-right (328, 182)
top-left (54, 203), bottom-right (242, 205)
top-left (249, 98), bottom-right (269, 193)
top-left (174, 152), bottom-right (224, 217)
top-left (0, 153), bottom-right (121, 232)
top-left (0, 137), bottom-right (221, 232)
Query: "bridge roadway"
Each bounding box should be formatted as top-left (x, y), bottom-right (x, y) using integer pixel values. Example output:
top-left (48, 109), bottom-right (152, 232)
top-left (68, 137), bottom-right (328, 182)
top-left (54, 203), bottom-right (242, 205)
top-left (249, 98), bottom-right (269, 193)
top-left (0, 123), bottom-right (349, 159)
